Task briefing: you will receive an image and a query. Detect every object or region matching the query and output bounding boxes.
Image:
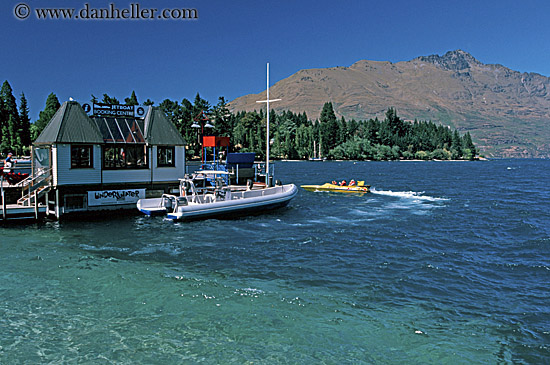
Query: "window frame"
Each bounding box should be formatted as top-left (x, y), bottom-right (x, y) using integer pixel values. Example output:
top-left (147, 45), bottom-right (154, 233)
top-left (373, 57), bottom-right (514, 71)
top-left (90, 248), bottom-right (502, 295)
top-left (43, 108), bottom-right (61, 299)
top-left (102, 144), bottom-right (148, 170)
top-left (70, 145), bottom-right (94, 169)
top-left (157, 146), bottom-right (175, 168)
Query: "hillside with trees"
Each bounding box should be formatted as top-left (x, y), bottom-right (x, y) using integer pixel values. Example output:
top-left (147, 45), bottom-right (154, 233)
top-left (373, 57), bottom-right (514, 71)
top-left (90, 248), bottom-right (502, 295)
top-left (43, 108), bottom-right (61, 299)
top-left (0, 84), bottom-right (477, 161)
top-left (151, 94), bottom-right (477, 161)
top-left (229, 50), bottom-right (550, 158)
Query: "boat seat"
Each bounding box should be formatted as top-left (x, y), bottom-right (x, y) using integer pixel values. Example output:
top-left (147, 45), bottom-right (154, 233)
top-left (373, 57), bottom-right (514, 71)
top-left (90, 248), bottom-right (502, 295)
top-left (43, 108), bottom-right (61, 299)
top-left (204, 193), bottom-right (216, 203)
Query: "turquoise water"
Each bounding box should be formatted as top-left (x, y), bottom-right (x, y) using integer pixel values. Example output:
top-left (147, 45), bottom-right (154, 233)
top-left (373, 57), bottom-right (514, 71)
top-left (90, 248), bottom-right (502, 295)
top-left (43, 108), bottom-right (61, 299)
top-left (1, 160), bottom-right (549, 363)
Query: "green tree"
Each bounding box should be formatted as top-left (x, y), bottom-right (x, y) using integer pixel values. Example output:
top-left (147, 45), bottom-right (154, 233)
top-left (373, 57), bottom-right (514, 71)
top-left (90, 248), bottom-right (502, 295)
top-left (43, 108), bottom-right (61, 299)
top-left (0, 98), bottom-right (5, 151)
top-left (211, 97), bottom-right (232, 137)
top-left (0, 81), bottom-right (19, 121)
top-left (319, 102), bottom-right (339, 156)
top-left (19, 92), bottom-right (31, 150)
top-left (101, 94), bottom-right (119, 105)
top-left (347, 119), bottom-right (358, 138)
top-left (451, 130), bottom-right (462, 159)
top-left (7, 114), bottom-right (18, 153)
top-left (338, 116), bottom-right (348, 145)
top-left (124, 91), bottom-right (139, 106)
top-left (233, 112), bottom-right (261, 152)
top-left (461, 132), bottom-right (476, 159)
top-left (0, 123), bottom-right (9, 155)
top-left (31, 93), bottom-right (60, 141)
top-left (295, 123), bottom-right (313, 159)
top-left (0, 81), bottom-right (20, 154)
top-left (158, 99), bottom-right (179, 120)
top-left (193, 93), bottom-right (211, 116)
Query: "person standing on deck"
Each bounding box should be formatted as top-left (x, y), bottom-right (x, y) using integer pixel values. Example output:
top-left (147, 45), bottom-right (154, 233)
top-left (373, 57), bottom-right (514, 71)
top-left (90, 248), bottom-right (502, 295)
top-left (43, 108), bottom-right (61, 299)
top-left (3, 152), bottom-right (14, 173)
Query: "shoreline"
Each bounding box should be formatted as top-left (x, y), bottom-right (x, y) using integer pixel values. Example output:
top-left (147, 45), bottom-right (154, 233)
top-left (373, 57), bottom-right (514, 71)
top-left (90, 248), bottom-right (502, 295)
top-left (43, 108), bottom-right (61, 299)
top-left (277, 157), bottom-right (488, 162)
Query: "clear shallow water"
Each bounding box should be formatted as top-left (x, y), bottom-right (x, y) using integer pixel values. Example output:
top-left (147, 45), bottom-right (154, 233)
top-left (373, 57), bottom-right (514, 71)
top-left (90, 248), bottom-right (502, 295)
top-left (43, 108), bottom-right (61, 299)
top-left (1, 159), bottom-right (549, 363)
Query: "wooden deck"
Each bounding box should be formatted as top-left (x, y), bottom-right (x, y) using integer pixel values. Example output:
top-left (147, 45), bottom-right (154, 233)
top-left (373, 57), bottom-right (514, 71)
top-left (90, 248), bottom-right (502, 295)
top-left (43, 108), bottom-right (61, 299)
top-left (0, 203), bottom-right (47, 221)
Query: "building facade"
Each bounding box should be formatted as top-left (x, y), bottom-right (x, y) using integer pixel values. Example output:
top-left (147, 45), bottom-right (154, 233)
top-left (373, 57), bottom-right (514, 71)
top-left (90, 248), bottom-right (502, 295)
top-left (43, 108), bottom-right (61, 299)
top-left (33, 101), bottom-right (186, 218)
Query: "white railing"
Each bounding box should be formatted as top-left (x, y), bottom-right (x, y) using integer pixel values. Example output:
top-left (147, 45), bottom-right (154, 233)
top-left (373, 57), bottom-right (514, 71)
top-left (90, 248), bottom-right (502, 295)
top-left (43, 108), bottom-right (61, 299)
top-left (17, 168), bottom-right (52, 206)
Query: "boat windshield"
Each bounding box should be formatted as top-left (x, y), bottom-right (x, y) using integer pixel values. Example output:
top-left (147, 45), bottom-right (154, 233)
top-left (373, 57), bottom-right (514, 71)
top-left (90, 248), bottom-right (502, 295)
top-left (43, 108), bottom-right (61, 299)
top-left (180, 171), bottom-right (228, 192)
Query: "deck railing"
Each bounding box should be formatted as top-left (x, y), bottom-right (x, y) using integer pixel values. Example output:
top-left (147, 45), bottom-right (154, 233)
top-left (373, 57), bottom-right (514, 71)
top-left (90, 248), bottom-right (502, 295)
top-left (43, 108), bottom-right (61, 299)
top-left (17, 168), bottom-right (52, 207)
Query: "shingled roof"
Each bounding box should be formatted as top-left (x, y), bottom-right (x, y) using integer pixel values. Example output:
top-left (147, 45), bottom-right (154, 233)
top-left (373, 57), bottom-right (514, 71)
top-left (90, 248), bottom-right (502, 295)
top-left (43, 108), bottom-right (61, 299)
top-left (34, 101), bottom-right (104, 145)
top-left (34, 102), bottom-right (186, 146)
top-left (143, 107), bottom-right (186, 146)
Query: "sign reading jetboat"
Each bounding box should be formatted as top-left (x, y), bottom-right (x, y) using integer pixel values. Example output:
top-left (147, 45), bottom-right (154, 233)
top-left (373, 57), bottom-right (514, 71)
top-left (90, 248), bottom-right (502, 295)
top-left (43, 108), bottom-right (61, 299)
top-left (81, 103), bottom-right (148, 118)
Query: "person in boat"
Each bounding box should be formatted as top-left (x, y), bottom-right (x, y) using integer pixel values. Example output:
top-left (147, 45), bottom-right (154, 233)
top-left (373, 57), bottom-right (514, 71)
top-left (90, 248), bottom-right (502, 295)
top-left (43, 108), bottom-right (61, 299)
top-left (349, 179), bottom-right (356, 186)
top-left (331, 180), bottom-right (337, 185)
top-left (3, 152), bottom-right (14, 173)
top-left (339, 180), bottom-right (347, 186)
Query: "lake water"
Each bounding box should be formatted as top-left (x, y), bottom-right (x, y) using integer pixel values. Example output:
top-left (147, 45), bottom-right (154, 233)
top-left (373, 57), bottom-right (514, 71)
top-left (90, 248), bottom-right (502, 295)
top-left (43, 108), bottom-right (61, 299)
top-left (1, 159), bottom-right (549, 363)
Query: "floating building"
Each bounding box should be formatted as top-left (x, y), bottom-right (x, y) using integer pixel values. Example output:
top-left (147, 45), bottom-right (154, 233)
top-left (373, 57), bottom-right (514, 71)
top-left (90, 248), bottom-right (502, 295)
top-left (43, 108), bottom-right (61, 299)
top-left (1, 101), bottom-right (186, 220)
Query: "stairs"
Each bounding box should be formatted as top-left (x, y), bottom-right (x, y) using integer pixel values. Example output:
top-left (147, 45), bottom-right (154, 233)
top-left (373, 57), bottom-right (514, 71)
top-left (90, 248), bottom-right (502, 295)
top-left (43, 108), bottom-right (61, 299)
top-left (17, 169), bottom-right (52, 207)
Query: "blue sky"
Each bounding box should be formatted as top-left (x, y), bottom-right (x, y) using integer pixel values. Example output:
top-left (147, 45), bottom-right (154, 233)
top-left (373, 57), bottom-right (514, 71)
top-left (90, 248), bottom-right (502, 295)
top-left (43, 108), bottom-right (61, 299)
top-left (1, 0), bottom-right (549, 120)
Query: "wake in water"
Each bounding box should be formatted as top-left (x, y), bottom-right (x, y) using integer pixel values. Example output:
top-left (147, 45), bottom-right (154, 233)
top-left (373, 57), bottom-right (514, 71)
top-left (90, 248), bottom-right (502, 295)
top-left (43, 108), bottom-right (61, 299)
top-left (370, 188), bottom-right (449, 202)
top-left (346, 188), bottom-right (450, 218)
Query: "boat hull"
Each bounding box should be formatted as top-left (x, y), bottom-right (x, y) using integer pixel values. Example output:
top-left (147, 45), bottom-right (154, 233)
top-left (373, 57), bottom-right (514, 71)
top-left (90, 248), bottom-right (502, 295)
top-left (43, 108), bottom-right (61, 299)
top-left (137, 197), bottom-right (171, 216)
top-left (137, 184), bottom-right (298, 221)
top-left (301, 183), bottom-right (370, 193)
top-left (166, 184), bottom-right (297, 221)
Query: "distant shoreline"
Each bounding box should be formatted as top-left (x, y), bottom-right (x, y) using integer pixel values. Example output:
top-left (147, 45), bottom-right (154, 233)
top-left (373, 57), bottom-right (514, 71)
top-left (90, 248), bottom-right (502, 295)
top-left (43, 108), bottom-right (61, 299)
top-left (277, 157), bottom-right (488, 162)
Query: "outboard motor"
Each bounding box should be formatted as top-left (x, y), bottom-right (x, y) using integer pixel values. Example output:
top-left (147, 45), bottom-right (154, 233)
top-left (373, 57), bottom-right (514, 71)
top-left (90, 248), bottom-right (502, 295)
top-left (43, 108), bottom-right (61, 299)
top-left (163, 196), bottom-right (173, 210)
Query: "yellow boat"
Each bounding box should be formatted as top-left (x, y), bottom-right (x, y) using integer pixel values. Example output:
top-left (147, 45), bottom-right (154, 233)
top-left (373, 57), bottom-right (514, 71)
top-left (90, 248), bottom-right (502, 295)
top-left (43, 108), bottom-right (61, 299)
top-left (301, 181), bottom-right (371, 193)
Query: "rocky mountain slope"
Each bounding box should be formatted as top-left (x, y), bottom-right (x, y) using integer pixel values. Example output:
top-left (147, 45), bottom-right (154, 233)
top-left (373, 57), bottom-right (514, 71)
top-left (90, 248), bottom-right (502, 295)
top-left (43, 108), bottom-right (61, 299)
top-left (229, 50), bottom-right (550, 157)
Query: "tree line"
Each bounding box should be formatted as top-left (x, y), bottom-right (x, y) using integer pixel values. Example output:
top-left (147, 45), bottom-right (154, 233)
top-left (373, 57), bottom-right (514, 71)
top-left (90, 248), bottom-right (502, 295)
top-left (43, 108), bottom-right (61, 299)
top-left (0, 81), bottom-right (477, 161)
top-left (155, 95), bottom-right (477, 161)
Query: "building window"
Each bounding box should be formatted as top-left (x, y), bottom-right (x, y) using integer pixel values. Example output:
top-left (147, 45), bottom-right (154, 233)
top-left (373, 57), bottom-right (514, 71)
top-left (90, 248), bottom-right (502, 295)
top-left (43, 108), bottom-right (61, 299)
top-left (103, 145), bottom-right (148, 169)
top-left (71, 145), bottom-right (93, 168)
top-left (64, 194), bottom-right (87, 211)
top-left (157, 146), bottom-right (175, 167)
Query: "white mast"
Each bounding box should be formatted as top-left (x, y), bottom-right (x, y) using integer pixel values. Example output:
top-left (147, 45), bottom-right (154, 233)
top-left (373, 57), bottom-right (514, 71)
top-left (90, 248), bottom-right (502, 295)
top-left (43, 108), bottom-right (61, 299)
top-left (256, 63), bottom-right (281, 185)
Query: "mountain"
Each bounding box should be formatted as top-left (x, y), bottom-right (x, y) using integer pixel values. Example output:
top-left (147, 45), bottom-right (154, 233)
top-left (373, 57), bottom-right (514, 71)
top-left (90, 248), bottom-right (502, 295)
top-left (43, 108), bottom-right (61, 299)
top-left (229, 50), bottom-right (550, 158)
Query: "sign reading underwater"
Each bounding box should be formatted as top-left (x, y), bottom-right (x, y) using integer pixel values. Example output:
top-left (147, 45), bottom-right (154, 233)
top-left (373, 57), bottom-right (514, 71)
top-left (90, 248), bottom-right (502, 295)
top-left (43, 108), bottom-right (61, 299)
top-left (88, 189), bottom-right (146, 206)
top-left (81, 103), bottom-right (148, 118)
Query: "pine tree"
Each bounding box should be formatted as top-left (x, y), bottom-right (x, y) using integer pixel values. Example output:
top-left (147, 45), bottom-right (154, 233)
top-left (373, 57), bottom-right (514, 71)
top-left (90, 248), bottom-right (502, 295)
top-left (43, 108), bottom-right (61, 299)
top-left (193, 93), bottom-right (211, 116)
top-left (101, 94), bottom-right (119, 105)
top-left (7, 114), bottom-right (17, 153)
top-left (461, 132), bottom-right (477, 160)
top-left (0, 81), bottom-right (19, 121)
top-left (211, 97), bottom-right (232, 137)
top-left (338, 116), bottom-right (348, 145)
top-left (451, 130), bottom-right (462, 159)
top-left (0, 81), bottom-right (20, 155)
top-left (32, 93), bottom-right (60, 141)
top-left (319, 102), bottom-right (339, 156)
top-left (0, 98), bottom-right (5, 149)
top-left (0, 123), bottom-right (9, 155)
top-left (125, 91), bottom-right (139, 106)
top-left (19, 92), bottom-right (31, 150)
